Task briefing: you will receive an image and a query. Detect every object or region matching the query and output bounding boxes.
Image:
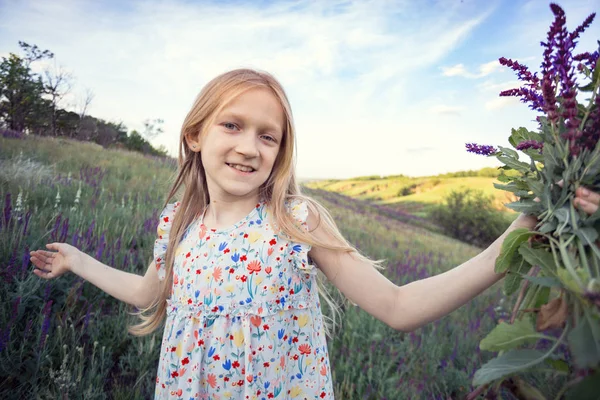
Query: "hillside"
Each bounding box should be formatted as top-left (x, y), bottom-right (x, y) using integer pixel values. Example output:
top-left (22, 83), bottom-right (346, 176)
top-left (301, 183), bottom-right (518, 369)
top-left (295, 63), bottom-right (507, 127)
top-left (1, 134), bottom-right (548, 399)
top-left (306, 171), bottom-right (519, 217)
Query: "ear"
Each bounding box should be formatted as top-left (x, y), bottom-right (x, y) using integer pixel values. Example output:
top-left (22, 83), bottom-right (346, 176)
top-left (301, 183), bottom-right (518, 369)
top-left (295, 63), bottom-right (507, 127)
top-left (185, 133), bottom-right (202, 152)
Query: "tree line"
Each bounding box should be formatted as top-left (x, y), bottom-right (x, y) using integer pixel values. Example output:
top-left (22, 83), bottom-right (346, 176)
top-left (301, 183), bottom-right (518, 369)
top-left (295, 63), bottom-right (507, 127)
top-left (0, 41), bottom-right (168, 157)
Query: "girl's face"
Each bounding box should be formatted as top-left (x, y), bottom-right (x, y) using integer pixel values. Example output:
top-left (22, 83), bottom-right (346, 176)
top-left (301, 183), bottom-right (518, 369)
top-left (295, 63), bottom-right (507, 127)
top-left (196, 88), bottom-right (285, 202)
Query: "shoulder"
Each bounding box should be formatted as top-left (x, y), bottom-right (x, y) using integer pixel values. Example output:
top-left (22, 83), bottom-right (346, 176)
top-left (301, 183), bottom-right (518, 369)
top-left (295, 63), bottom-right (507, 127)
top-left (157, 201), bottom-right (181, 237)
top-left (284, 197), bottom-right (309, 224)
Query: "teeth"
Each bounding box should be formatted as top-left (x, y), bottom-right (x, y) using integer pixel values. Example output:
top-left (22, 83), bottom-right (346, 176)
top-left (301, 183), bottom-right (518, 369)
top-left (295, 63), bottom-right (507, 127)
top-left (228, 163), bottom-right (254, 172)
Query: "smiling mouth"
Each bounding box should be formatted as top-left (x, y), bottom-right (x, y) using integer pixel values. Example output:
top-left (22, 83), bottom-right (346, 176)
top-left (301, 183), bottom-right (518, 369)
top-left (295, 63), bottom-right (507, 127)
top-left (226, 163), bottom-right (256, 173)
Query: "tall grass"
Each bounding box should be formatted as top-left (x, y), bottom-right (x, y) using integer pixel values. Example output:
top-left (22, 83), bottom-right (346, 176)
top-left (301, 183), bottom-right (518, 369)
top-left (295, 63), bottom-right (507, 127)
top-left (0, 134), bottom-right (555, 399)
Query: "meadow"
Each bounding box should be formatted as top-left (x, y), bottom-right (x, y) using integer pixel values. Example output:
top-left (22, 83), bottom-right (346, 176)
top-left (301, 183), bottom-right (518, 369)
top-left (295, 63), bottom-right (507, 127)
top-left (0, 133), bottom-right (559, 399)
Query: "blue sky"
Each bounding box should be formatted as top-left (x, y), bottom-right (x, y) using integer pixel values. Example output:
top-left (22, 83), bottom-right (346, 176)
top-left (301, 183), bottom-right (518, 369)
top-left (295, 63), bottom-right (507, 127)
top-left (1, 0), bottom-right (598, 179)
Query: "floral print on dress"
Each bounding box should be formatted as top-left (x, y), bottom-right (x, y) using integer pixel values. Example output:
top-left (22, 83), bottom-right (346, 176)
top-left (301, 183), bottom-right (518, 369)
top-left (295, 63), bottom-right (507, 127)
top-left (153, 198), bottom-right (333, 399)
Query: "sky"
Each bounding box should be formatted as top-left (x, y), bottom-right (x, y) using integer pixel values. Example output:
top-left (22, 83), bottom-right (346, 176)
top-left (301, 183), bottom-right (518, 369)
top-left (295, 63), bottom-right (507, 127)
top-left (1, 0), bottom-right (598, 179)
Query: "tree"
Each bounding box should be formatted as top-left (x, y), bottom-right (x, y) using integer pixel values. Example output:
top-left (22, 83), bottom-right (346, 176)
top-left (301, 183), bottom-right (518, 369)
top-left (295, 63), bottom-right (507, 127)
top-left (74, 88), bottom-right (94, 138)
top-left (142, 118), bottom-right (164, 141)
top-left (43, 63), bottom-right (72, 136)
top-left (0, 42), bottom-right (53, 132)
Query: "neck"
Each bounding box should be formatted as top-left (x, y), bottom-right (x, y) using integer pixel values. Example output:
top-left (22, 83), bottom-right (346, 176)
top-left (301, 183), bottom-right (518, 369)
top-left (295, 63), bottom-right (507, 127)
top-left (204, 195), bottom-right (261, 229)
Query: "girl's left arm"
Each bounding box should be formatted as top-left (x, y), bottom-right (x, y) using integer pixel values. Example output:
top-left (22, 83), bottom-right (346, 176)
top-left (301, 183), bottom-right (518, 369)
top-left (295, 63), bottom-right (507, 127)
top-left (307, 186), bottom-right (600, 333)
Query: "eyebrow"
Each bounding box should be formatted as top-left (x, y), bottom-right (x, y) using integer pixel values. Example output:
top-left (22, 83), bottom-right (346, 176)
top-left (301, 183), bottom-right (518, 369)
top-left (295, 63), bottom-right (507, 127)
top-left (218, 111), bottom-right (283, 135)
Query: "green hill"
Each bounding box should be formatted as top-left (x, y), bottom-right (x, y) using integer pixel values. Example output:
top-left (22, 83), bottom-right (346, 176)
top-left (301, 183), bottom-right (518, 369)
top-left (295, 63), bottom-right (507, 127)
top-left (1, 134), bottom-right (559, 399)
top-left (306, 171), bottom-right (519, 218)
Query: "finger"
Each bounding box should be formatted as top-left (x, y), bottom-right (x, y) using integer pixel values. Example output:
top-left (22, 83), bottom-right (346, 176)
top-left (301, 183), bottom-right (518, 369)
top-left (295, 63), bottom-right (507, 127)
top-left (575, 198), bottom-right (598, 215)
top-left (33, 268), bottom-right (53, 279)
top-left (31, 255), bottom-right (53, 272)
top-left (46, 243), bottom-right (60, 251)
top-left (577, 186), bottom-right (600, 206)
top-left (31, 250), bottom-right (55, 258)
top-left (31, 252), bottom-right (54, 266)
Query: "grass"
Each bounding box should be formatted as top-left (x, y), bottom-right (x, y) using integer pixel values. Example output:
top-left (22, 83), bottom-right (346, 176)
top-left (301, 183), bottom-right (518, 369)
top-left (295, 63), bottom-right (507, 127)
top-left (0, 134), bottom-right (563, 399)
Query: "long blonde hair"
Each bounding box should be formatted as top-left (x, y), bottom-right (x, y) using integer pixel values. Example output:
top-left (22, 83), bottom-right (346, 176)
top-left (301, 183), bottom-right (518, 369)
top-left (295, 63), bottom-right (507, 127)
top-left (128, 68), bottom-right (383, 337)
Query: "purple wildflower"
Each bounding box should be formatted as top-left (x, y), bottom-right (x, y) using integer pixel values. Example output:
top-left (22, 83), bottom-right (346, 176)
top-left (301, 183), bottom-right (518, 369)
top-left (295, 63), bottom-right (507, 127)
top-left (38, 300), bottom-right (53, 351)
top-left (516, 140), bottom-right (544, 151)
top-left (574, 50), bottom-right (599, 71)
top-left (465, 143), bottom-right (498, 156)
top-left (22, 210), bottom-right (31, 236)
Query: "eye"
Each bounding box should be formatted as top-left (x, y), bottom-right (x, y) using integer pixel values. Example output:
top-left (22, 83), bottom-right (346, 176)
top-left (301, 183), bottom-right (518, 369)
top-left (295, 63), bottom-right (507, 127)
top-left (261, 134), bottom-right (277, 143)
top-left (222, 122), bottom-right (238, 131)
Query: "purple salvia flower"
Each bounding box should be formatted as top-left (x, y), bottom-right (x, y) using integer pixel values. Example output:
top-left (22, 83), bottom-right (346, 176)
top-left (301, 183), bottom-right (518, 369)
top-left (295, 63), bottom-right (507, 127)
top-left (22, 210), bottom-right (31, 236)
top-left (499, 87), bottom-right (545, 111)
top-left (42, 282), bottom-right (52, 302)
top-left (569, 12), bottom-right (596, 42)
top-left (21, 246), bottom-right (30, 278)
top-left (499, 57), bottom-right (539, 87)
top-left (38, 300), bottom-right (53, 351)
top-left (96, 232), bottom-right (106, 260)
top-left (465, 143), bottom-right (498, 156)
top-left (50, 214), bottom-right (61, 242)
top-left (85, 220), bottom-right (95, 243)
top-left (59, 217), bottom-right (69, 242)
top-left (575, 51), bottom-right (599, 71)
top-left (541, 77), bottom-right (559, 123)
top-left (516, 140), bottom-right (544, 151)
top-left (71, 229), bottom-right (79, 247)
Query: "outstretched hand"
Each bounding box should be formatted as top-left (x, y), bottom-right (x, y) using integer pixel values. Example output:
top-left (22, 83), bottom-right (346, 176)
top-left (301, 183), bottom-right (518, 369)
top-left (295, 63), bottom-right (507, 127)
top-left (30, 243), bottom-right (83, 279)
top-left (512, 185), bottom-right (600, 230)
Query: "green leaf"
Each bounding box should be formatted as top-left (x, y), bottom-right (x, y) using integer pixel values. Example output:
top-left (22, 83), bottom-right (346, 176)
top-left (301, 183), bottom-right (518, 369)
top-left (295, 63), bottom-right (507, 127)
top-left (521, 275), bottom-right (561, 288)
top-left (496, 229), bottom-right (533, 273)
top-left (556, 267), bottom-right (587, 294)
top-left (494, 182), bottom-right (525, 194)
top-left (566, 370), bottom-right (600, 400)
top-left (480, 318), bottom-right (539, 351)
top-left (544, 357), bottom-right (569, 373)
top-left (538, 220), bottom-right (557, 234)
top-left (504, 257), bottom-right (531, 296)
top-left (518, 246), bottom-right (557, 276)
top-left (505, 200), bottom-right (542, 214)
top-left (498, 155), bottom-right (531, 173)
top-left (498, 145), bottom-right (519, 159)
top-left (472, 349), bottom-right (548, 386)
top-left (576, 227), bottom-right (599, 246)
top-left (497, 173), bottom-right (512, 183)
top-left (568, 311), bottom-right (600, 369)
top-left (542, 143), bottom-right (561, 173)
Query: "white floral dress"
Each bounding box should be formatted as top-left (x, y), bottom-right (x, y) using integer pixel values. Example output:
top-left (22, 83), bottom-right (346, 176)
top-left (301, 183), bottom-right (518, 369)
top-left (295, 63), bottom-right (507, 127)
top-left (153, 199), bottom-right (333, 399)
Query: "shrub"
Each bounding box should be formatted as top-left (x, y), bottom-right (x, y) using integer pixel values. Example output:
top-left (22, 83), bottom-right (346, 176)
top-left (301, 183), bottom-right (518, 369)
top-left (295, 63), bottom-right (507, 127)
top-left (430, 188), bottom-right (510, 247)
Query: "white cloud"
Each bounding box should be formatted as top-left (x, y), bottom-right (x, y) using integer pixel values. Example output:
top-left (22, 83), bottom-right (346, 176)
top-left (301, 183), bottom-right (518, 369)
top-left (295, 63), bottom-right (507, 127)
top-left (485, 96), bottom-right (520, 110)
top-left (4, 0), bottom-right (592, 178)
top-left (441, 60), bottom-right (503, 78)
top-left (430, 105), bottom-right (464, 116)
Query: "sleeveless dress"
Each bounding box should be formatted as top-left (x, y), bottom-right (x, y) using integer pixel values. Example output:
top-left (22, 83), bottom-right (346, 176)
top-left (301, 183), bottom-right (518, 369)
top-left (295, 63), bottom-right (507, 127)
top-left (153, 199), bottom-right (334, 399)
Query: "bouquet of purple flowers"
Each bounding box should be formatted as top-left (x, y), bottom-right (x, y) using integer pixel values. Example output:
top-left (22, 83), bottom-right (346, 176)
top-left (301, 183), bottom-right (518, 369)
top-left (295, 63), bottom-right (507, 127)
top-left (466, 3), bottom-right (599, 398)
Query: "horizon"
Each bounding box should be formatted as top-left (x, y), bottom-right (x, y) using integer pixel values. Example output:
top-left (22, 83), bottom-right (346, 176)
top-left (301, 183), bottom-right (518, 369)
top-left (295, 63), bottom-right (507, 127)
top-left (1, 0), bottom-right (598, 179)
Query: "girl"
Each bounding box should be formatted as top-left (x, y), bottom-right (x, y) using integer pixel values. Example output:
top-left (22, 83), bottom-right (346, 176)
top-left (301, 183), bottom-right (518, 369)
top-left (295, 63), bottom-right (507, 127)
top-left (30, 69), bottom-right (600, 399)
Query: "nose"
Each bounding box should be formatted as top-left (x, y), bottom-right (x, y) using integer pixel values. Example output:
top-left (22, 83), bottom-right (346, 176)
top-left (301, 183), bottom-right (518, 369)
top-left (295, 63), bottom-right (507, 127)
top-left (235, 131), bottom-right (260, 158)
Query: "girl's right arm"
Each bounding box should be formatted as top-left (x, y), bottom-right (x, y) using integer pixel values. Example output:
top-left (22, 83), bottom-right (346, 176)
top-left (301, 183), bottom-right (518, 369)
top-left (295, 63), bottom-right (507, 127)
top-left (31, 242), bottom-right (160, 309)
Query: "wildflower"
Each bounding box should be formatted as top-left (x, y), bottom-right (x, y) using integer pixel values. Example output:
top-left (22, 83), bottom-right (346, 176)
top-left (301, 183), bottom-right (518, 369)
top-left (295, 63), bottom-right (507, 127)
top-left (465, 143), bottom-right (497, 156)
top-left (516, 140), bottom-right (544, 151)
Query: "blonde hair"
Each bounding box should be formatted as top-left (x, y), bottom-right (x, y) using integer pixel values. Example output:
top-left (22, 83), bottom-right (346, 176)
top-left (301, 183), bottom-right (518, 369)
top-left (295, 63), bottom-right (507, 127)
top-left (128, 68), bottom-right (383, 337)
